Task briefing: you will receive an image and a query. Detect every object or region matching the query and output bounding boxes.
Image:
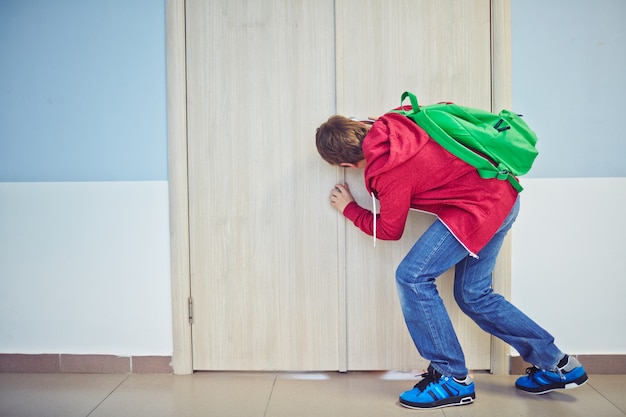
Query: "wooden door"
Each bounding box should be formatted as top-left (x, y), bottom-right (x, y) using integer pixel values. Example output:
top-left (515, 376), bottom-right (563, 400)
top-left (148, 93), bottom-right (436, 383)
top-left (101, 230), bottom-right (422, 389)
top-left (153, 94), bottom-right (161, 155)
top-left (186, 0), bottom-right (496, 371)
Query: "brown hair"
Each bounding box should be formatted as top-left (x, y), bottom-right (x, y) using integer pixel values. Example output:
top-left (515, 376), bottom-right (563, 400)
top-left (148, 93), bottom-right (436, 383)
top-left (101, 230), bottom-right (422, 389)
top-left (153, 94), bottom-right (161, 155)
top-left (315, 115), bottom-right (369, 165)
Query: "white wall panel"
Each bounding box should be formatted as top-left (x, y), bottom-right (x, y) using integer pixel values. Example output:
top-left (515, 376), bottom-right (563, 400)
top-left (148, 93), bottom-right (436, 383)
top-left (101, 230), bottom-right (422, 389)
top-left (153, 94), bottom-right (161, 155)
top-left (512, 178), bottom-right (626, 354)
top-left (0, 181), bottom-right (172, 355)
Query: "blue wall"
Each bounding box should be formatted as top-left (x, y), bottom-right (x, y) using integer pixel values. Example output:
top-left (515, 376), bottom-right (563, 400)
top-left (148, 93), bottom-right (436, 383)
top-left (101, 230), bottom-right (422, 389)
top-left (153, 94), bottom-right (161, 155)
top-left (0, 0), bottom-right (167, 182)
top-left (512, 0), bottom-right (626, 178)
top-left (4, 0), bottom-right (622, 182)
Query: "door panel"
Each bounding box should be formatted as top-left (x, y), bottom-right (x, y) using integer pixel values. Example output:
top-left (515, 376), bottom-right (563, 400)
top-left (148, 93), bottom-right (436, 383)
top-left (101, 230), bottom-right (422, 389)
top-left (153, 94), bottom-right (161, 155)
top-left (186, 0), bottom-right (340, 370)
top-left (336, 0), bottom-right (492, 371)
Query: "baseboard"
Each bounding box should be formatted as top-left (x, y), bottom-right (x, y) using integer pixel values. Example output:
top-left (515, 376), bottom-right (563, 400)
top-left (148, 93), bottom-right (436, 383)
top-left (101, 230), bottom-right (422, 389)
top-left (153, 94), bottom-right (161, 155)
top-left (0, 354), bottom-right (172, 374)
top-left (510, 354), bottom-right (626, 375)
top-left (2, 353), bottom-right (623, 374)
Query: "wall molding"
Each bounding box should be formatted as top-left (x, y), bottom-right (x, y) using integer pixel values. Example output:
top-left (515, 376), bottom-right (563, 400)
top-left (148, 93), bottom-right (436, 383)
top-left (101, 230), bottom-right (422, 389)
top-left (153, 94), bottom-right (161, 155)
top-left (0, 354), bottom-right (172, 374)
top-left (166, 0), bottom-right (193, 375)
top-left (510, 355), bottom-right (626, 375)
top-left (2, 354), bottom-right (624, 375)
top-left (489, 0), bottom-right (513, 376)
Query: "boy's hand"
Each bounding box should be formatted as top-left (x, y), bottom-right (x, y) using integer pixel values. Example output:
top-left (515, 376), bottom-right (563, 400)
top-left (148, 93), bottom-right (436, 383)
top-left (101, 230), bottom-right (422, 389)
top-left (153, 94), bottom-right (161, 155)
top-left (329, 183), bottom-right (355, 213)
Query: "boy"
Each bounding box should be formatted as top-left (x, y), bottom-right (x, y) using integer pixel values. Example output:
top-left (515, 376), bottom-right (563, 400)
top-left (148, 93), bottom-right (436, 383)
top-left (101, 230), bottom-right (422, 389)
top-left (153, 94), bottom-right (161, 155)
top-left (315, 113), bottom-right (588, 409)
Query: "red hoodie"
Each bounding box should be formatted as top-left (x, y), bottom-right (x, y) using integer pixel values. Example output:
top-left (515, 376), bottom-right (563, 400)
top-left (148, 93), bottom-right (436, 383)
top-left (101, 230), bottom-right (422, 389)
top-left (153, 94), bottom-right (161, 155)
top-left (342, 111), bottom-right (519, 256)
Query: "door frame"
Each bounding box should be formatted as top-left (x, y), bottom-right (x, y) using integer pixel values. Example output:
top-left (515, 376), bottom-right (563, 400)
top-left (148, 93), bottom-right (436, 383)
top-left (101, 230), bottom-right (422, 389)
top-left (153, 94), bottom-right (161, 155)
top-left (165, 0), bottom-right (513, 375)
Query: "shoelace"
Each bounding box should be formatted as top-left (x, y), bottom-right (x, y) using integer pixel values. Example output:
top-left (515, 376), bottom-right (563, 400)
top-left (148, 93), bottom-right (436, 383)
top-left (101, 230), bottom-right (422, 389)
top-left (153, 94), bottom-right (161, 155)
top-left (414, 370), bottom-right (441, 391)
top-left (525, 366), bottom-right (566, 381)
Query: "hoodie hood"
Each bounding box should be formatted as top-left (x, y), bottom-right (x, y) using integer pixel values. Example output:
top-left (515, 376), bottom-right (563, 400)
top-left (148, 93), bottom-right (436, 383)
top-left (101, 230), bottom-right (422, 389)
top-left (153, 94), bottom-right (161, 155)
top-left (363, 112), bottom-right (429, 193)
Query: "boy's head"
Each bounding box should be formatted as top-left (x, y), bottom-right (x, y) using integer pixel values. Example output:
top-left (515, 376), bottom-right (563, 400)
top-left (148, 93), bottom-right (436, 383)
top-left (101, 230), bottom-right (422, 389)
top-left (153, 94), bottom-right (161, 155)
top-left (315, 115), bottom-right (370, 165)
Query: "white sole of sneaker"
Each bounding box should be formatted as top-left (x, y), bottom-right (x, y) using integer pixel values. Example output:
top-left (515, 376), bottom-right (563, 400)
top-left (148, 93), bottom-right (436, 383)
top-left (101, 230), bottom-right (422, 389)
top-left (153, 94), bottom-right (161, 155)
top-left (399, 395), bottom-right (475, 409)
top-left (519, 378), bottom-right (589, 395)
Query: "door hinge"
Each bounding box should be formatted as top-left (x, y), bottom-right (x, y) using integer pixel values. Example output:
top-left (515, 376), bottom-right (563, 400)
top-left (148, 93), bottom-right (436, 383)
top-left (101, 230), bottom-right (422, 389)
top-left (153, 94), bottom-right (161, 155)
top-left (188, 296), bottom-right (194, 325)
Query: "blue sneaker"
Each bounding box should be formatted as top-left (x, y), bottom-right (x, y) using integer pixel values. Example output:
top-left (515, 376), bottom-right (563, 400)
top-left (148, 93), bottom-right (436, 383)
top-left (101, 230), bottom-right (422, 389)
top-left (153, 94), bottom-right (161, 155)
top-left (515, 355), bottom-right (589, 394)
top-left (399, 365), bottom-right (475, 409)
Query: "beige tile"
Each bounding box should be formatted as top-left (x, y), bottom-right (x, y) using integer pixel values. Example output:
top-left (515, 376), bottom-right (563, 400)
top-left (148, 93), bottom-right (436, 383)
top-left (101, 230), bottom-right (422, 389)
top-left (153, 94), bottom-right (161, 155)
top-left (88, 372), bottom-right (275, 417)
top-left (1, 371), bottom-right (623, 417)
top-left (441, 374), bottom-right (625, 417)
top-left (0, 373), bottom-right (127, 417)
top-left (267, 372), bottom-right (626, 417)
top-left (266, 372), bottom-right (444, 417)
top-left (587, 375), bottom-right (626, 414)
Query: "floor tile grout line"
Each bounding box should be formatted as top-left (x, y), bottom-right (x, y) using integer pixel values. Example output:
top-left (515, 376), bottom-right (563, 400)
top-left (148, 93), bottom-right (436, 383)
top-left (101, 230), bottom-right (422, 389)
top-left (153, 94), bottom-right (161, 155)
top-left (438, 404), bottom-right (453, 417)
top-left (85, 374), bottom-right (131, 417)
top-left (262, 373), bottom-right (278, 417)
top-left (587, 381), bottom-right (626, 416)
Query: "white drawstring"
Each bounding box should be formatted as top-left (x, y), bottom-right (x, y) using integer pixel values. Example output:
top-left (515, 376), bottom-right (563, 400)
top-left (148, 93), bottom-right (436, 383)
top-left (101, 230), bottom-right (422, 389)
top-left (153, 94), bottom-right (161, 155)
top-left (372, 192), bottom-right (377, 247)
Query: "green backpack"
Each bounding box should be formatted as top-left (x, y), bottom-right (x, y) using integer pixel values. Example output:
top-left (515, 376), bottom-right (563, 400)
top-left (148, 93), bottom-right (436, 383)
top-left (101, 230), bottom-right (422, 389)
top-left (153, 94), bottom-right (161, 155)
top-left (393, 91), bottom-right (538, 192)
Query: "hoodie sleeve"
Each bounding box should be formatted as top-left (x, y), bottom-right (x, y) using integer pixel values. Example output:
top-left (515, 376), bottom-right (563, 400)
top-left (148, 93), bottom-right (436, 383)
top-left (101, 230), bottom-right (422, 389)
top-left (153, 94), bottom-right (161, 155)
top-left (342, 201), bottom-right (377, 236)
top-left (341, 114), bottom-right (424, 241)
top-left (342, 178), bottom-right (413, 241)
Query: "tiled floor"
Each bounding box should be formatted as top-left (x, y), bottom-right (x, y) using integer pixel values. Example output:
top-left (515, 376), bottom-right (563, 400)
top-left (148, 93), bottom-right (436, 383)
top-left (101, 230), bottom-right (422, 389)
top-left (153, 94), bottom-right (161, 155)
top-left (0, 372), bottom-right (624, 417)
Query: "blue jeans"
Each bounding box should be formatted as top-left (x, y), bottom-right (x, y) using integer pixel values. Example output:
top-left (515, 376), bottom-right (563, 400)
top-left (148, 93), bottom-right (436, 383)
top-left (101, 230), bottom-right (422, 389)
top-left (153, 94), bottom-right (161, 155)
top-left (396, 197), bottom-right (563, 377)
